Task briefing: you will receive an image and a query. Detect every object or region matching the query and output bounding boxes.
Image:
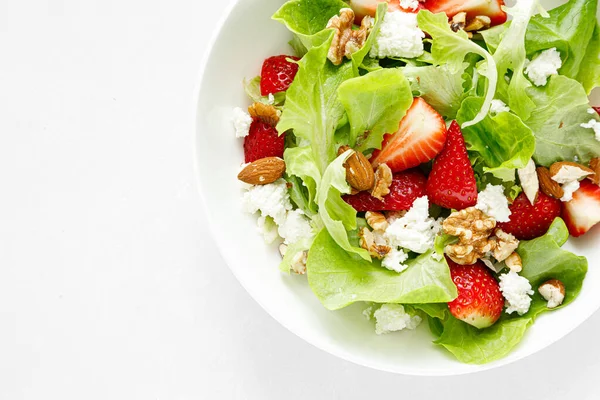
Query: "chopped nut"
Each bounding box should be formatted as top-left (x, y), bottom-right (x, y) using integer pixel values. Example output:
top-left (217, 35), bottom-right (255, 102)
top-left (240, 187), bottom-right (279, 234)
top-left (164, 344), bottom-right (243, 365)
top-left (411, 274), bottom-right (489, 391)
top-left (537, 166), bottom-right (564, 199)
top-left (371, 163), bottom-right (393, 200)
top-left (588, 158), bottom-right (600, 185)
top-left (365, 211), bottom-right (389, 231)
top-left (492, 229), bottom-right (519, 262)
top-left (339, 146), bottom-right (375, 191)
top-left (443, 207), bottom-right (497, 265)
top-left (518, 159), bottom-right (539, 205)
top-left (248, 102), bottom-right (280, 127)
top-left (538, 279), bottom-right (566, 309)
top-left (504, 252), bottom-right (522, 273)
top-left (464, 15), bottom-right (491, 32)
top-left (278, 243), bottom-right (288, 257)
top-left (450, 12), bottom-right (466, 32)
top-left (326, 8), bottom-right (373, 65)
top-left (290, 250), bottom-right (308, 274)
top-left (237, 157), bottom-right (286, 185)
top-left (550, 161), bottom-right (595, 184)
top-left (359, 227), bottom-right (391, 259)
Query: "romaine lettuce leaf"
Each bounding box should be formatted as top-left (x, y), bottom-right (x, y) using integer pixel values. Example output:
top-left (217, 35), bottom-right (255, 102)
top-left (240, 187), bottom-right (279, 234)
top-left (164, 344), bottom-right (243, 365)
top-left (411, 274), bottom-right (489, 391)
top-left (306, 228), bottom-right (457, 310)
top-left (457, 97), bottom-right (535, 172)
top-left (337, 68), bottom-right (413, 150)
top-left (277, 34), bottom-right (353, 172)
top-left (416, 10), bottom-right (497, 128)
top-left (522, 76), bottom-right (600, 166)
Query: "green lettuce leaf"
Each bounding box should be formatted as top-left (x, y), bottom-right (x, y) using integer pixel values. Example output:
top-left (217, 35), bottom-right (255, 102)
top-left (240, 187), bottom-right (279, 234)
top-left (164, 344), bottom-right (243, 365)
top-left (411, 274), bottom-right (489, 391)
top-left (416, 10), bottom-right (497, 128)
top-left (350, 2), bottom-right (387, 76)
top-left (457, 97), bottom-right (535, 172)
top-left (337, 68), bottom-right (413, 150)
top-left (243, 76), bottom-right (286, 105)
top-left (306, 229), bottom-right (457, 310)
top-left (284, 146), bottom-right (321, 215)
top-left (522, 76), bottom-right (600, 166)
top-left (277, 34), bottom-right (353, 172)
top-left (576, 24), bottom-right (600, 94)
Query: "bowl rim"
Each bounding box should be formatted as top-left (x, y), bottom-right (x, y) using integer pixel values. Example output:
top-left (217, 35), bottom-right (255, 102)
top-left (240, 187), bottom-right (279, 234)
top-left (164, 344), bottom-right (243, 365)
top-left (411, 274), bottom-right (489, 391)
top-left (193, 0), bottom-right (599, 376)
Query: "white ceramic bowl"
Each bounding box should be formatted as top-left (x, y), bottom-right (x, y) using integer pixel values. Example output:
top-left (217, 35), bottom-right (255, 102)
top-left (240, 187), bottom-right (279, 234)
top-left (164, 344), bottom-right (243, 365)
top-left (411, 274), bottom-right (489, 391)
top-left (195, 0), bottom-right (600, 375)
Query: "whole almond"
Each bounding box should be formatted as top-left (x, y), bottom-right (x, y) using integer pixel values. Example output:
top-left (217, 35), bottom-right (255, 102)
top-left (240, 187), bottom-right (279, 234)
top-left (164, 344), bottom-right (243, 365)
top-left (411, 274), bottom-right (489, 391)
top-left (237, 157), bottom-right (286, 185)
top-left (338, 145), bottom-right (375, 191)
top-left (588, 158), bottom-right (600, 185)
top-left (549, 161), bottom-right (594, 183)
top-left (537, 166), bottom-right (564, 199)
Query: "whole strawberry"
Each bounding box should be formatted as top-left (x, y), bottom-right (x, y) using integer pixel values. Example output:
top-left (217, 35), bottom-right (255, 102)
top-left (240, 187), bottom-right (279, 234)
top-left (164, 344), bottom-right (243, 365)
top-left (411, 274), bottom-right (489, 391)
top-left (497, 192), bottom-right (562, 240)
top-left (447, 258), bottom-right (504, 329)
top-left (343, 169), bottom-right (427, 211)
top-left (260, 55), bottom-right (300, 96)
top-left (244, 120), bottom-right (285, 163)
top-left (426, 120), bottom-right (478, 210)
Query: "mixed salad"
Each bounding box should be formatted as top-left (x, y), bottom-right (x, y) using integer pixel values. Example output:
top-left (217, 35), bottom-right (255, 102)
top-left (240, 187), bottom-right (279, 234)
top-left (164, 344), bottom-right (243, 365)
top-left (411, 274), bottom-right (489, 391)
top-left (232, 0), bottom-right (600, 364)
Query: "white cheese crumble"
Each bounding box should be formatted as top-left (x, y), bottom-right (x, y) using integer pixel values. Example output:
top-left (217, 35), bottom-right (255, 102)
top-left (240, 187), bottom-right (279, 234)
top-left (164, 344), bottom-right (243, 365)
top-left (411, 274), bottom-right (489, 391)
top-left (551, 165), bottom-right (593, 184)
top-left (232, 107), bottom-right (253, 138)
top-left (538, 283), bottom-right (565, 309)
top-left (581, 119), bottom-right (600, 142)
top-left (278, 209), bottom-right (313, 245)
top-left (518, 159), bottom-right (539, 205)
top-left (381, 248), bottom-right (409, 273)
top-left (560, 179), bottom-right (580, 202)
top-left (524, 48), bottom-right (562, 87)
top-left (267, 93), bottom-right (275, 105)
top-left (499, 271), bottom-right (534, 315)
top-left (399, 0), bottom-right (419, 11)
top-left (370, 11), bottom-right (425, 59)
top-left (475, 184), bottom-right (511, 223)
top-left (384, 196), bottom-right (441, 254)
top-left (490, 99), bottom-right (510, 116)
top-left (257, 216), bottom-right (280, 244)
top-left (588, 108), bottom-right (596, 115)
top-left (373, 304), bottom-right (422, 335)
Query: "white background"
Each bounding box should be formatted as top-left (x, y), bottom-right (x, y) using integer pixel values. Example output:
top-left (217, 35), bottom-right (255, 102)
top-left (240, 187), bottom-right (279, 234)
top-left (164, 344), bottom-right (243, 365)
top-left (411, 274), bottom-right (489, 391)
top-left (1, 0), bottom-right (599, 398)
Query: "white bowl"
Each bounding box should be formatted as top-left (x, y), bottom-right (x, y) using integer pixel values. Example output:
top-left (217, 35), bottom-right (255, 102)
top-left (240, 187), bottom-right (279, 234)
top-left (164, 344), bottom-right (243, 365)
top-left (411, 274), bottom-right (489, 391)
top-left (195, 0), bottom-right (600, 375)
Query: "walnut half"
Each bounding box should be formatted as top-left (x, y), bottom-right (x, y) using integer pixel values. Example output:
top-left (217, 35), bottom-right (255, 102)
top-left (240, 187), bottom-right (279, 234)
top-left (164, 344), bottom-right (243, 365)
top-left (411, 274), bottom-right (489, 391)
top-left (442, 207), bottom-right (497, 265)
top-left (326, 9), bottom-right (373, 65)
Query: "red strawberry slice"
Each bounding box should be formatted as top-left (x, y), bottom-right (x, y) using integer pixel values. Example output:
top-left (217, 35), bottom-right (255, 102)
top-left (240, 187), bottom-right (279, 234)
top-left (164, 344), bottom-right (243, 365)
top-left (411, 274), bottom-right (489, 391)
top-left (343, 169), bottom-right (427, 211)
top-left (244, 120), bottom-right (285, 163)
top-left (348, 0), bottom-right (423, 22)
top-left (425, 120), bottom-right (477, 210)
top-left (562, 180), bottom-right (600, 237)
top-left (423, 0), bottom-right (507, 27)
top-left (260, 55), bottom-right (300, 96)
top-left (447, 258), bottom-right (504, 329)
top-left (497, 192), bottom-right (562, 240)
top-left (593, 106), bottom-right (600, 115)
top-left (371, 97), bottom-right (447, 173)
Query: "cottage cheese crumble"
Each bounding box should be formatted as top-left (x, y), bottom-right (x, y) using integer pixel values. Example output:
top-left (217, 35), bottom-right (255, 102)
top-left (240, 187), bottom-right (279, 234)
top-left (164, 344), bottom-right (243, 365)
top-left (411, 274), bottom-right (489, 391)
top-left (373, 304), bottom-right (422, 335)
top-left (370, 11), bottom-right (425, 59)
top-left (499, 270), bottom-right (534, 315)
top-left (581, 119), bottom-right (600, 142)
top-left (490, 99), bottom-right (510, 116)
top-left (399, 0), bottom-right (419, 11)
top-left (475, 184), bottom-right (511, 222)
top-left (524, 48), bottom-right (562, 87)
top-left (381, 248), bottom-right (409, 273)
top-left (384, 196), bottom-right (441, 254)
top-left (232, 107), bottom-right (253, 138)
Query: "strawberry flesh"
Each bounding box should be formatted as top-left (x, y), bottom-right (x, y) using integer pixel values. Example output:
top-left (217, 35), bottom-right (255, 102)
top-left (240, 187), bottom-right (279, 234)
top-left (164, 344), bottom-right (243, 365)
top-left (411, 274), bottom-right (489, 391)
top-left (426, 120), bottom-right (478, 210)
top-left (423, 0), bottom-right (508, 27)
top-left (562, 180), bottom-right (600, 237)
top-left (447, 258), bottom-right (504, 329)
top-left (260, 55), bottom-right (300, 96)
top-left (371, 97), bottom-right (447, 173)
top-left (343, 169), bottom-right (427, 211)
top-left (243, 120), bottom-right (285, 163)
top-left (497, 192), bottom-right (562, 240)
top-left (593, 106), bottom-right (600, 115)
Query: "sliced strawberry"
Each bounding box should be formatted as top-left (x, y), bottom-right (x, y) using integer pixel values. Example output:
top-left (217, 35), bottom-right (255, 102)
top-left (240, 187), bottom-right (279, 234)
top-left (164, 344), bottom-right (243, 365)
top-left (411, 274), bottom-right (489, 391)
top-left (593, 106), bottom-right (600, 115)
top-left (343, 169), bottom-right (427, 211)
top-left (243, 120), bottom-right (285, 163)
top-left (260, 55), bottom-right (300, 96)
top-left (371, 97), bottom-right (447, 173)
top-left (497, 192), bottom-right (562, 240)
top-left (447, 258), bottom-right (504, 329)
top-left (348, 0), bottom-right (423, 22)
top-left (423, 0), bottom-right (507, 27)
top-left (562, 180), bottom-right (600, 237)
top-left (425, 120), bottom-right (477, 210)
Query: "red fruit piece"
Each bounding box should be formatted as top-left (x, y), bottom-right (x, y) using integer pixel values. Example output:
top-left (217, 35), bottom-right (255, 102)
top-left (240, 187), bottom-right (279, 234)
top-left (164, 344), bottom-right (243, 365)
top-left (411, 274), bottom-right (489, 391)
top-left (343, 169), bottom-right (427, 211)
top-left (562, 180), bottom-right (600, 237)
top-left (243, 120), bottom-right (285, 163)
top-left (260, 55), bottom-right (300, 96)
top-left (423, 0), bottom-right (507, 27)
top-left (348, 0), bottom-right (423, 23)
top-left (497, 192), bottom-right (562, 240)
top-left (426, 120), bottom-right (477, 210)
top-left (447, 258), bottom-right (504, 329)
top-left (371, 97), bottom-right (447, 173)
top-left (593, 106), bottom-right (600, 115)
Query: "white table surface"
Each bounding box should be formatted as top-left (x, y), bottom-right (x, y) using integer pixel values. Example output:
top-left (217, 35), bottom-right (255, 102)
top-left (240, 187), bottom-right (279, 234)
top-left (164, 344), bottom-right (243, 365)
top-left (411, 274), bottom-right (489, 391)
top-left (1, 0), bottom-right (599, 398)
